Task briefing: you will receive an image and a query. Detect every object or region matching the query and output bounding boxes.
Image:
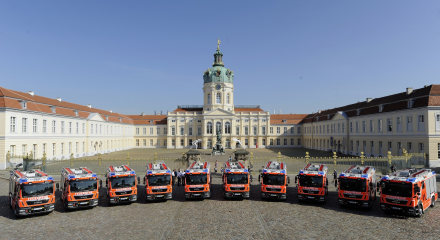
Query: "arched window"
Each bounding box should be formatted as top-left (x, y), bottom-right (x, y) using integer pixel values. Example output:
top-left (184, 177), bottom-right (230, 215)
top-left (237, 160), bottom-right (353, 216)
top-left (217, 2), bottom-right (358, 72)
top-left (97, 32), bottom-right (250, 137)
top-left (216, 122), bottom-right (222, 133)
top-left (207, 94), bottom-right (211, 104)
top-left (226, 93), bottom-right (230, 104)
top-left (216, 93), bottom-right (221, 104)
top-left (225, 122), bottom-right (231, 134)
top-left (207, 122), bottom-right (212, 134)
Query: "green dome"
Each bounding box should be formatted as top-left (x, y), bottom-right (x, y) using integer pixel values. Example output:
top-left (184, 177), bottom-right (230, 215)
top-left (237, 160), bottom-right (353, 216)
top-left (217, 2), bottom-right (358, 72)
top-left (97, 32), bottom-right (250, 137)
top-left (203, 49), bottom-right (234, 84)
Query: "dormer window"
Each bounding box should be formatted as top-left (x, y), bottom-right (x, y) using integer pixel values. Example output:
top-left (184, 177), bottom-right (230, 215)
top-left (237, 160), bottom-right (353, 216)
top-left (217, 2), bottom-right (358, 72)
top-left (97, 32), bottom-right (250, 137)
top-left (356, 109), bottom-right (361, 116)
top-left (74, 110), bottom-right (79, 117)
top-left (379, 104), bottom-right (384, 112)
top-left (283, 119), bottom-right (287, 124)
top-left (150, 120), bottom-right (153, 124)
top-left (316, 116), bottom-right (319, 121)
top-left (19, 101), bottom-right (27, 109)
top-left (327, 114), bottom-right (330, 120)
top-left (407, 99), bottom-right (414, 108)
top-left (50, 106), bottom-right (56, 113)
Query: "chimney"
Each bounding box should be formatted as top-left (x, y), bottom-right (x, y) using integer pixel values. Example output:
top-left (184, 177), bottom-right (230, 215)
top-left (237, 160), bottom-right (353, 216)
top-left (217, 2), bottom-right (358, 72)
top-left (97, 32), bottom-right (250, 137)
top-left (109, 110), bottom-right (113, 113)
top-left (406, 87), bottom-right (413, 95)
top-left (87, 104), bottom-right (92, 108)
top-left (366, 98), bottom-right (372, 103)
top-left (141, 112), bottom-right (145, 116)
top-left (28, 91), bottom-right (34, 96)
top-left (56, 97), bottom-right (62, 102)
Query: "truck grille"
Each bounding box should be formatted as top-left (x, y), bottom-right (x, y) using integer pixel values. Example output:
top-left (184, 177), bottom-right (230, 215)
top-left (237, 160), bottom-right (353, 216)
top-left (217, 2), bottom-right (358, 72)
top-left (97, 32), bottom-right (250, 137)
top-left (266, 188), bottom-right (281, 192)
top-left (74, 194), bottom-right (94, 200)
top-left (26, 199), bottom-right (49, 205)
top-left (343, 194), bottom-right (363, 199)
top-left (230, 187), bottom-right (245, 191)
top-left (303, 189), bottom-right (319, 194)
top-left (385, 198), bottom-right (408, 205)
top-left (152, 189), bottom-right (167, 193)
top-left (115, 190), bottom-right (132, 195)
top-left (189, 187), bottom-right (203, 191)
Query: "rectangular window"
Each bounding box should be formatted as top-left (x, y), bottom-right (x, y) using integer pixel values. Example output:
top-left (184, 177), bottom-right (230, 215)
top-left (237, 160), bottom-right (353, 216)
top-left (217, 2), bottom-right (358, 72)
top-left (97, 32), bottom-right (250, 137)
top-left (76, 122), bottom-right (79, 134)
top-left (42, 143), bottom-right (46, 154)
top-left (283, 139), bottom-right (287, 145)
top-left (387, 118), bottom-right (392, 132)
top-left (75, 142), bottom-right (78, 153)
top-left (245, 126), bottom-right (249, 135)
top-left (253, 126), bottom-right (257, 135)
top-left (283, 127), bottom-right (287, 134)
top-left (33, 119), bottom-right (38, 133)
top-left (150, 139), bottom-right (154, 146)
top-left (327, 125), bottom-right (329, 133)
top-left (143, 128), bottom-right (146, 135)
top-left (164, 128), bottom-right (167, 135)
top-left (164, 140), bottom-right (167, 146)
top-left (172, 139), bottom-right (175, 146)
top-left (10, 117), bottom-right (16, 132)
top-left (236, 126), bottom-right (240, 135)
top-left (388, 142), bottom-right (392, 151)
top-left (378, 119), bottom-right (383, 132)
top-left (69, 122), bottom-right (72, 134)
top-left (270, 127), bottom-right (273, 134)
top-left (297, 127), bottom-right (301, 134)
top-left (61, 143), bottom-right (64, 155)
top-left (136, 128), bottom-right (140, 135)
top-left (262, 126), bottom-right (266, 135)
top-left (197, 127), bottom-right (201, 135)
top-left (180, 139), bottom-right (184, 147)
top-left (369, 120), bottom-right (374, 132)
top-left (290, 127), bottom-right (294, 134)
top-left (276, 139), bottom-right (280, 145)
top-left (298, 139), bottom-right (301, 145)
top-left (22, 144), bottom-right (27, 156)
top-left (91, 124), bottom-right (93, 134)
top-left (143, 139), bottom-right (146, 146)
top-left (136, 139), bottom-right (139, 146)
top-left (52, 143), bottom-right (56, 156)
top-left (418, 115), bottom-right (425, 131)
top-left (262, 139), bottom-right (266, 146)
top-left (419, 143), bottom-right (424, 152)
top-left (291, 139), bottom-right (294, 145)
top-left (407, 116), bottom-right (413, 131)
top-left (355, 122), bottom-right (359, 133)
top-left (82, 142), bottom-right (85, 152)
top-left (171, 127), bottom-right (175, 136)
top-left (150, 128), bottom-right (154, 135)
top-left (349, 122), bottom-right (353, 133)
top-left (350, 140), bottom-right (353, 151)
top-left (362, 121), bottom-right (366, 133)
top-left (189, 127), bottom-right (193, 136)
top-left (342, 123), bottom-right (345, 133)
top-left (82, 123), bottom-right (85, 134)
top-left (397, 117), bottom-right (402, 131)
top-left (270, 139), bottom-right (273, 145)
top-left (69, 142), bottom-right (72, 154)
top-left (408, 142), bottom-right (412, 153)
top-left (33, 144), bottom-right (37, 158)
top-left (61, 121), bottom-right (65, 133)
top-left (180, 127), bottom-right (184, 135)
top-left (157, 127), bottom-right (160, 135)
top-left (22, 118), bottom-right (27, 132)
top-left (276, 127), bottom-right (280, 134)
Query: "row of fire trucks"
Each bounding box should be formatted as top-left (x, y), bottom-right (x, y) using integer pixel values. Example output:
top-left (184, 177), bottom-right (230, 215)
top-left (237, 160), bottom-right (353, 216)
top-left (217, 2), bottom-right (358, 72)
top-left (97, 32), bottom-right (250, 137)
top-left (8, 160), bottom-right (438, 218)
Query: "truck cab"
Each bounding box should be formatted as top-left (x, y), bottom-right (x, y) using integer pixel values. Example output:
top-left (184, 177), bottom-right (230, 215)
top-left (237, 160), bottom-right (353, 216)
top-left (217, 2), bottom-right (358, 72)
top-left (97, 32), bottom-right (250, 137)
top-left (185, 161), bottom-right (211, 199)
top-left (144, 162), bottom-right (172, 201)
top-left (59, 167), bottom-right (99, 209)
top-left (223, 160), bottom-right (251, 199)
top-left (336, 165), bottom-right (376, 208)
top-left (296, 163), bottom-right (329, 203)
top-left (9, 170), bottom-right (56, 217)
top-left (106, 165), bottom-right (138, 204)
top-left (258, 160), bottom-right (289, 200)
top-left (379, 168), bottom-right (438, 217)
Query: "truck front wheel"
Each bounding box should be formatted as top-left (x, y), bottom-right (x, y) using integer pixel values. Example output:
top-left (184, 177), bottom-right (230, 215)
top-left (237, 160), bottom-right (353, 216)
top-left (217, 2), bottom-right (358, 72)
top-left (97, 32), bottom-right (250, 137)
top-left (431, 196), bottom-right (435, 208)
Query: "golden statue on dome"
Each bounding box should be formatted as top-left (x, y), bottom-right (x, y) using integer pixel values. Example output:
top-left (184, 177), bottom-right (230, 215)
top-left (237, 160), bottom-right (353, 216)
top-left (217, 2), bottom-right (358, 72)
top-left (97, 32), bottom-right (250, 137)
top-left (217, 38), bottom-right (221, 49)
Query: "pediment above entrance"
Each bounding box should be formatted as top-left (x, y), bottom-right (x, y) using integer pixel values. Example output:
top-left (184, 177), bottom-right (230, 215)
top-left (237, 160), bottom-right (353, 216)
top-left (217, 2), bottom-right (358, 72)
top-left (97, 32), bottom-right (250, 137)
top-left (87, 113), bottom-right (106, 122)
top-left (204, 108), bottom-right (235, 117)
top-left (332, 111), bottom-right (348, 121)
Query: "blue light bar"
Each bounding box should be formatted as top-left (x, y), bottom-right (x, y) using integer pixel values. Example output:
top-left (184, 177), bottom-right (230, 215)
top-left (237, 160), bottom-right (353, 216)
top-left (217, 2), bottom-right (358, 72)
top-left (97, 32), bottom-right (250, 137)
top-left (203, 169), bottom-right (208, 173)
top-left (318, 171), bottom-right (324, 175)
top-left (19, 179), bottom-right (27, 184)
top-left (226, 169), bottom-right (231, 173)
top-left (361, 174), bottom-right (368, 178)
top-left (130, 171), bottom-right (136, 175)
top-left (186, 170), bottom-right (190, 173)
top-left (263, 170), bottom-right (268, 173)
top-left (339, 173), bottom-right (345, 177)
top-left (47, 176), bottom-right (54, 181)
top-left (381, 176), bottom-right (389, 180)
top-left (244, 169), bottom-right (248, 173)
top-left (110, 173), bottom-right (115, 176)
top-left (280, 170), bottom-right (286, 174)
top-left (69, 175), bottom-right (75, 179)
top-left (165, 170), bottom-right (171, 174)
top-left (299, 170), bottom-right (304, 174)
top-left (407, 178), bottom-right (416, 182)
top-left (92, 174), bottom-right (98, 178)
top-left (433, 171), bottom-right (436, 175)
top-left (147, 171), bottom-right (153, 174)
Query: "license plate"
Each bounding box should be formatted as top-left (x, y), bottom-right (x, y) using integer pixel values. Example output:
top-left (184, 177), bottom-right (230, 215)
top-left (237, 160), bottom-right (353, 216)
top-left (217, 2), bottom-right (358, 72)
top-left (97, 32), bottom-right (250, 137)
top-left (33, 207), bottom-right (43, 210)
top-left (392, 207), bottom-right (401, 210)
top-left (120, 197), bottom-right (128, 200)
top-left (156, 195), bottom-right (164, 198)
top-left (235, 193), bottom-right (241, 196)
top-left (349, 201), bottom-right (357, 204)
top-left (80, 201), bottom-right (89, 205)
top-left (271, 194), bottom-right (277, 196)
top-left (308, 196), bottom-right (315, 199)
top-left (194, 194), bottom-right (201, 196)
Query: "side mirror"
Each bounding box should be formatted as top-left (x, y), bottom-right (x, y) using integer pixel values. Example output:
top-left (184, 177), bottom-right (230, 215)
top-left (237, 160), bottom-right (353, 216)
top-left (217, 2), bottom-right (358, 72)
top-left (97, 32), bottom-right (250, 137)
top-left (417, 192), bottom-right (421, 196)
top-left (334, 179), bottom-right (338, 188)
top-left (56, 182), bottom-right (59, 190)
top-left (326, 179), bottom-right (329, 186)
top-left (258, 175), bottom-right (261, 182)
top-left (287, 176), bottom-right (290, 184)
top-left (295, 176), bottom-right (298, 184)
top-left (143, 177), bottom-right (146, 185)
top-left (99, 180), bottom-right (103, 188)
top-left (137, 176), bottom-right (140, 184)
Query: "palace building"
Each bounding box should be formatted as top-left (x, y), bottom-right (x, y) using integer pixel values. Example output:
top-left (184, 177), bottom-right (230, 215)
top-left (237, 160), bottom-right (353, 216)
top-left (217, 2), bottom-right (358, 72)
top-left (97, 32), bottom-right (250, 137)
top-left (1, 42), bottom-right (440, 169)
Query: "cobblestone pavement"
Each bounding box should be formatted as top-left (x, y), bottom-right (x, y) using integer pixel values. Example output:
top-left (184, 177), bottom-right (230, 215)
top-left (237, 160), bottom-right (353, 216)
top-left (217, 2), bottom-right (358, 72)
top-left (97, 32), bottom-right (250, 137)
top-left (0, 172), bottom-right (439, 239)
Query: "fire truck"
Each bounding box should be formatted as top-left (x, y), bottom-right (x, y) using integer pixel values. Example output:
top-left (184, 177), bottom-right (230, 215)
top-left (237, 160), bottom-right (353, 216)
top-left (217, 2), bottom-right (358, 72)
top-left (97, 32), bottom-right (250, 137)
top-left (295, 163), bottom-right (329, 203)
top-left (258, 160), bottom-right (289, 200)
top-left (185, 161), bottom-right (212, 199)
top-left (223, 160), bottom-right (251, 199)
top-left (105, 165), bottom-right (138, 204)
top-left (9, 170), bottom-right (56, 217)
top-left (379, 168), bottom-right (438, 217)
top-left (335, 165), bottom-right (376, 208)
top-left (59, 167), bottom-right (100, 209)
top-left (144, 162), bottom-right (172, 201)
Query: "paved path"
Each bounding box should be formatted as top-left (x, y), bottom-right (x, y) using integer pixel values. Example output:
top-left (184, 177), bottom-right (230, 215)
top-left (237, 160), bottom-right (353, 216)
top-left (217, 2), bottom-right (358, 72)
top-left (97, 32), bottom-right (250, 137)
top-left (0, 172), bottom-right (439, 239)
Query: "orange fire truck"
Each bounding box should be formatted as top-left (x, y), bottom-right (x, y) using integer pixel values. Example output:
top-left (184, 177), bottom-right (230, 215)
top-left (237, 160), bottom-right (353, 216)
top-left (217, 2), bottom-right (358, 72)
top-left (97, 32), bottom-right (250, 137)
top-left (295, 163), bottom-right (329, 203)
top-left (335, 165), bottom-right (377, 208)
top-left (9, 170), bottom-right (56, 217)
top-left (379, 168), bottom-right (438, 217)
top-left (144, 162), bottom-right (173, 201)
top-left (258, 160), bottom-right (289, 200)
top-left (59, 167), bottom-right (100, 209)
top-left (105, 165), bottom-right (138, 204)
top-left (223, 160), bottom-right (251, 199)
top-left (185, 161), bottom-right (212, 199)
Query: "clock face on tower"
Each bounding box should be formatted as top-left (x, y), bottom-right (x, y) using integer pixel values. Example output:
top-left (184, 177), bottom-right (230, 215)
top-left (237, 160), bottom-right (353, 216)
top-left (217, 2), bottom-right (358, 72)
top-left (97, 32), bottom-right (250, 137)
top-left (215, 84), bottom-right (221, 90)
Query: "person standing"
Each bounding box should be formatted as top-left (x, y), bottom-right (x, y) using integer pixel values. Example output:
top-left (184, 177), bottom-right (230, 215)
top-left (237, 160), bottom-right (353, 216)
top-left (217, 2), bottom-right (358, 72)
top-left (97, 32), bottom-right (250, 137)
top-left (228, 156), bottom-right (232, 161)
top-left (333, 170), bottom-right (337, 181)
top-left (181, 170), bottom-right (186, 186)
top-left (215, 160), bottom-right (218, 173)
top-left (177, 169), bottom-right (181, 186)
top-left (174, 169), bottom-right (178, 184)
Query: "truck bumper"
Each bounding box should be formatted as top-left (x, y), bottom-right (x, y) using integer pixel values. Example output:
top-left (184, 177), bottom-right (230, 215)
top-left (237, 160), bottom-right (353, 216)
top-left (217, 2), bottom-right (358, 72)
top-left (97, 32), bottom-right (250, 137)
top-left (15, 204), bottom-right (55, 216)
top-left (224, 191), bottom-right (250, 199)
top-left (298, 194), bottom-right (326, 202)
top-left (66, 199), bottom-right (99, 208)
top-left (380, 203), bottom-right (419, 216)
top-left (262, 192), bottom-right (286, 200)
top-left (146, 193), bottom-right (172, 201)
top-left (185, 191), bottom-right (210, 199)
top-left (338, 198), bottom-right (371, 208)
top-left (109, 194), bottom-right (137, 204)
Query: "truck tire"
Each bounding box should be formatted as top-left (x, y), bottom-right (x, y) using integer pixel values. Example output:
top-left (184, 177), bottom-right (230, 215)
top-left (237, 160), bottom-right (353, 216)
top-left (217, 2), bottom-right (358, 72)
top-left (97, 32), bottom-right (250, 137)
top-left (9, 194), bottom-right (12, 208)
top-left (417, 203), bottom-right (424, 218)
top-left (431, 196), bottom-right (435, 208)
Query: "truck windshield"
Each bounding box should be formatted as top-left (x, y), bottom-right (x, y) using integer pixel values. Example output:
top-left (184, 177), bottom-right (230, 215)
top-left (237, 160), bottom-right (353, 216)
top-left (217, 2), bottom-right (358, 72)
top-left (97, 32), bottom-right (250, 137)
top-left (339, 178), bottom-right (367, 192)
top-left (69, 180), bottom-right (97, 192)
top-left (186, 174), bottom-right (207, 184)
top-left (226, 173), bottom-right (248, 184)
top-left (262, 174), bottom-right (284, 185)
top-left (21, 182), bottom-right (53, 197)
top-left (381, 181), bottom-right (413, 197)
top-left (147, 175), bottom-right (170, 186)
top-left (298, 175), bottom-right (323, 188)
top-left (111, 176), bottom-right (136, 189)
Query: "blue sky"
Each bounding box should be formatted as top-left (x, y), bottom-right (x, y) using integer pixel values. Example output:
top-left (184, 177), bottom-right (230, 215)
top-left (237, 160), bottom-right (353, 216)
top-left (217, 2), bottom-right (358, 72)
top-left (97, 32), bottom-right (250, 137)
top-left (1, 1), bottom-right (439, 115)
